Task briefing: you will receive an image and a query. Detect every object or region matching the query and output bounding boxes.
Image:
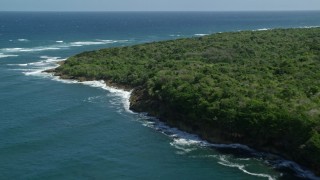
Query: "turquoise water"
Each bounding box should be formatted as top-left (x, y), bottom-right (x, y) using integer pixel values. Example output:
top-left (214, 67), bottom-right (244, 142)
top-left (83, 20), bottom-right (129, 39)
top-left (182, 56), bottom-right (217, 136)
top-left (1, 12), bottom-right (320, 179)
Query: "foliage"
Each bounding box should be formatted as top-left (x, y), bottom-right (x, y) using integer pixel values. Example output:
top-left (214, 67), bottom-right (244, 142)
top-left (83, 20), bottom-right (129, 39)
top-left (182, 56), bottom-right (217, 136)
top-left (56, 28), bottom-right (320, 170)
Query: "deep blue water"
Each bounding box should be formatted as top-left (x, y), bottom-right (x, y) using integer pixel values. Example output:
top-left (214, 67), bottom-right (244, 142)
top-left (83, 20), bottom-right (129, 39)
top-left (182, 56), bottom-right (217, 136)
top-left (1, 12), bottom-right (320, 180)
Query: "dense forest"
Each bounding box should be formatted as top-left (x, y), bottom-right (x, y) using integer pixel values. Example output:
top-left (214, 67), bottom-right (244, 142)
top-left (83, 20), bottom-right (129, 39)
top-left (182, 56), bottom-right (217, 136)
top-left (53, 28), bottom-right (320, 174)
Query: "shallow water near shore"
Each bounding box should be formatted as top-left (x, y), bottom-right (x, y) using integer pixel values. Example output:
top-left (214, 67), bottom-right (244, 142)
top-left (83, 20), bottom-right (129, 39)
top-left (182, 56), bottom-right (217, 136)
top-left (1, 12), bottom-right (320, 179)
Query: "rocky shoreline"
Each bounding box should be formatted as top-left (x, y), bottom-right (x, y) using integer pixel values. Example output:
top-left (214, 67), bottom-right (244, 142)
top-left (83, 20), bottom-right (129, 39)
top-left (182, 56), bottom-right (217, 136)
top-left (44, 65), bottom-right (320, 177)
top-left (44, 28), bottom-right (320, 176)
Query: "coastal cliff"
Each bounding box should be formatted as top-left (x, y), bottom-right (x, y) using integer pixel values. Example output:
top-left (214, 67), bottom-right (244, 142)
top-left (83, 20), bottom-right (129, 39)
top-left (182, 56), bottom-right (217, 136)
top-left (50, 28), bottom-right (320, 175)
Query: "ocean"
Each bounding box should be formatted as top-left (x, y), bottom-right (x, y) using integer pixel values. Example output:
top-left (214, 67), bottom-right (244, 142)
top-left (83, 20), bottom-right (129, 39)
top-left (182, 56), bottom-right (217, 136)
top-left (1, 11), bottom-right (320, 179)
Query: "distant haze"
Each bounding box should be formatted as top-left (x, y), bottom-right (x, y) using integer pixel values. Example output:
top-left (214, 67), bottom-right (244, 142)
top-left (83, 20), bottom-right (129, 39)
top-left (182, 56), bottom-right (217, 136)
top-left (1, 0), bottom-right (320, 11)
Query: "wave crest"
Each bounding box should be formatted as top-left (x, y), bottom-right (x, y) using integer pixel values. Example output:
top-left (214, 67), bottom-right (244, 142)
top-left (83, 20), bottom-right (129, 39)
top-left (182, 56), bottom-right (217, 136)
top-left (0, 53), bottom-right (19, 58)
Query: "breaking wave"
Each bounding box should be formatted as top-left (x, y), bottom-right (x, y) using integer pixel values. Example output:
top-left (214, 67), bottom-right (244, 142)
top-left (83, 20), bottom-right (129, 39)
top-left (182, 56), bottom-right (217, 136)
top-left (1, 47), bottom-right (61, 53)
top-left (218, 155), bottom-right (275, 180)
top-left (194, 34), bottom-right (209, 36)
top-left (137, 114), bottom-right (319, 179)
top-left (0, 53), bottom-right (19, 58)
top-left (17, 39), bottom-right (29, 42)
top-left (0, 39), bottom-right (128, 54)
top-left (10, 55), bottom-right (133, 113)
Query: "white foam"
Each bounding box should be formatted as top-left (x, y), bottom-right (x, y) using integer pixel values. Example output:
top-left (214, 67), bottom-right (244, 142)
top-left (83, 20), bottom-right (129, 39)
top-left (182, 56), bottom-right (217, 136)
top-left (18, 50), bottom-right (319, 179)
top-left (69, 40), bottom-right (117, 47)
top-left (149, 120), bottom-right (278, 178)
top-left (1, 47), bottom-right (61, 53)
top-left (172, 138), bottom-right (200, 146)
top-left (218, 155), bottom-right (275, 180)
top-left (19, 56), bottom-right (65, 77)
top-left (137, 113), bottom-right (320, 179)
top-left (50, 78), bottom-right (133, 112)
top-left (39, 56), bottom-right (61, 62)
top-left (22, 47), bottom-right (61, 52)
top-left (80, 80), bottom-right (132, 113)
top-left (1, 39), bottom-right (128, 54)
top-left (0, 53), bottom-right (19, 58)
top-left (2, 48), bottom-right (24, 52)
top-left (24, 69), bottom-right (49, 76)
top-left (70, 41), bottom-right (104, 46)
top-left (194, 34), bottom-right (208, 36)
top-left (84, 96), bottom-right (103, 103)
top-left (17, 39), bottom-right (29, 42)
top-left (300, 25), bottom-right (320, 29)
top-left (51, 76), bottom-right (78, 84)
top-left (256, 28), bottom-right (270, 31)
top-left (18, 63), bottom-right (28, 66)
top-left (139, 115), bottom-right (209, 149)
top-left (40, 55), bottom-right (55, 59)
top-left (23, 57), bottom-right (133, 113)
top-left (253, 26), bottom-right (320, 32)
top-left (7, 63), bottom-right (28, 66)
top-left (9, 68), bottom-right (32, 71)
top-left (96, 39), bottom-right (115, 43)
top-left (170, 138), bottom-right (198, 154)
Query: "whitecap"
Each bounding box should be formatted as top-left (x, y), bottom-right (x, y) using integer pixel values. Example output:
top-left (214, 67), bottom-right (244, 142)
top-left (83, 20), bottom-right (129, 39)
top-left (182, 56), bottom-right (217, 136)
top-left (69, 40), bottom-right (117, 47)
top-left (194, 34), bottom-right (208, 36)
top-left (1, 39), bottom-right (127, 54)
top-left (19, 56), bottom-right (65, 77)
top-left (96, 39), bottom-right (115, 43)
top-left (17, 39), bottom-right (29, 42)
top-left (256, 28), bottom-right (270, 31)
top-left (0, 53), bottom-right (19, 58)
top-left (7, 63), bottom-right (28, 66)
top-left (40, 55), bottom-right (55, 59)
top-left (2, 48), bottom-right (24, 52)
top-left (70, 41), bottom-right (104, 46)
top-left (39, 56), bottom-right (62, 62)
top-left (170, 138), bottom-right (198, 154)
top-left (24, 69), bottom-right (49, 76)
top-left (300, 25), bottom-right (320, 29)
top-left (171, 138), bottom-right (201, 146)
top-left (9, 68), bottom-right (32, 71)
top-left (1, 47), bottom-right (61, 53)
top-left (17, 63), bottom-right (28, 66)
top-left (51, 76), bottom-right (78, 84)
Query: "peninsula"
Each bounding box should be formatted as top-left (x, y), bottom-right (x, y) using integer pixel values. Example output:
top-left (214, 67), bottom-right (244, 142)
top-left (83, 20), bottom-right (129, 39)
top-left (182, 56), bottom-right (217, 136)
top-left (50, 28), bottom-right (320, 175)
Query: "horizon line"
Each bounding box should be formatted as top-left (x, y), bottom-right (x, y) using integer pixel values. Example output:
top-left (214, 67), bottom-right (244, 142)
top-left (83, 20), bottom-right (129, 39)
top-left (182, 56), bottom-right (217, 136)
top-left (1, 10), bottom-right (320, 13)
